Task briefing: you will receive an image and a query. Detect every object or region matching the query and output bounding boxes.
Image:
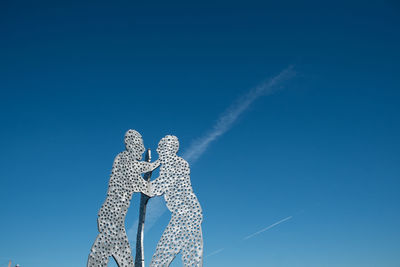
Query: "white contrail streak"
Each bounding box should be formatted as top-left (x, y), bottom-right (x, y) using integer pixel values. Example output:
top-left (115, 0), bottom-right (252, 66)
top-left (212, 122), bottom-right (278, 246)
top-left (205, 216), bottom-right (293, 259)
top-left (205, 248), bottom-right (225, 258)
top-left (183, 65), bottom-right (295, 163)
top-left (128, 66), bottom-right (295, 240)
top-left (243, 216), bottom-right (293, 240)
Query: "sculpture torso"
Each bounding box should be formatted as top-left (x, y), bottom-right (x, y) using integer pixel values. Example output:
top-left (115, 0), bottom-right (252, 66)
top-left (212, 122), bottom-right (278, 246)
top-left (98, 151), bottom-right (147, 227)
top-left (157, 156), bottom-right (203, 221)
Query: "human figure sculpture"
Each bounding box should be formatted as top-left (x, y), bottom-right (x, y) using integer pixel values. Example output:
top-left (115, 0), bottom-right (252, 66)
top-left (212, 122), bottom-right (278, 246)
top-left (149, 135), bottom-right (203, 267)
top-left (87, 130), bottom-right (160, 267)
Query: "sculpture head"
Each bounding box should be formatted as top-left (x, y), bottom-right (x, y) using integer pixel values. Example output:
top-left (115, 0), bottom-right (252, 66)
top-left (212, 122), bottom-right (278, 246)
top-left (157, 135), bottom-right (179, 161)
top-left (124, 129), bottom-right (145, 160)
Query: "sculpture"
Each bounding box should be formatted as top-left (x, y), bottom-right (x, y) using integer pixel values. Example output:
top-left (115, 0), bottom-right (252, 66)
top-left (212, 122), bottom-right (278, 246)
top-left (149, 135), bottom-right (203, 267)
top-left (87, 131), bottom-right (203, 267)
top-left (88, 130), bottom-right (159, 267)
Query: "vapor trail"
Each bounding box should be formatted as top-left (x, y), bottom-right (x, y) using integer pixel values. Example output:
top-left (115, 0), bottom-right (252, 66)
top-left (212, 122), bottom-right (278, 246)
top-left (205, 216), bottom-right (293, 259)
top-left (243, 216), bottom-right (293, 240)
top-left (205, 248), bottom-right (225, 258)
top-left (128, 66), bottom-right (295, 240)
top-left (183, 65), bottom-right (295, 163)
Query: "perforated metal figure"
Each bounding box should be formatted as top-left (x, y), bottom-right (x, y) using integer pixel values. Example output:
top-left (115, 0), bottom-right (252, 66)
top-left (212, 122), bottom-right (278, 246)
top-left (88, 130), bottom-right (160, 267)
top-left (150, 135), bottom-right (203, 267)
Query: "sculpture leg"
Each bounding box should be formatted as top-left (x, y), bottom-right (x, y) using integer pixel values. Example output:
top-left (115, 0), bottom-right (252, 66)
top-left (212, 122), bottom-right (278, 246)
top-left (111, 230), bottom-right (134, 267)
top-left (87, 233), bottom-right (111, 267)
top-left (150, 222), bottom-right (180, 267)
top-left (181, 225), bottom-right (203, 267)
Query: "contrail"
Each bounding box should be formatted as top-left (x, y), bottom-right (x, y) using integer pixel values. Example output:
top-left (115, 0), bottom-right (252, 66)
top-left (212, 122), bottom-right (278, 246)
top-left (243, 216), bottom-right (293, 240)
top-left (206, 216), bottom-right (293, 259)
top-left (128, 66), bottom-right (295, 240)
top-left (205, 248), bottom-right (225, 258)
top-left (183, 65), bottom-right (295, 163)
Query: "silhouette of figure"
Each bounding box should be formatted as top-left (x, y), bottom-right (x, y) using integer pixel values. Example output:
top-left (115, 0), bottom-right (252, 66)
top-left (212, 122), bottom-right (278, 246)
top-left (88, 130), bottom-right (160, 267)
top-left (149, 135), bottom-right (203, 267)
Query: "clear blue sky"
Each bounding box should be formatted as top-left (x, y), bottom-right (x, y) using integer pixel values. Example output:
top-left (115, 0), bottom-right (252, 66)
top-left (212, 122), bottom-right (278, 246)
top-left (1, 0), bottom-right (399, 266)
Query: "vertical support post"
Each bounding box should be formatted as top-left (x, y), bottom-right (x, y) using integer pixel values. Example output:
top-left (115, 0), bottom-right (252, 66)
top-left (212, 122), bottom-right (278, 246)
top-left (135, 148), bottom-right (153, 267)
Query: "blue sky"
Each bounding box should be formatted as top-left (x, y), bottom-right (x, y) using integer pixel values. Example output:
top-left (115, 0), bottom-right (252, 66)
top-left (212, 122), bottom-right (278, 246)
top-left (1, 0), bottom-right (400, 266)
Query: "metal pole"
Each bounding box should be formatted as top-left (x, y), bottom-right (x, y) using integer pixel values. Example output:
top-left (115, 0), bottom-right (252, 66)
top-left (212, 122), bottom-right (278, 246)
top-left (134, 148), bottom-right (153, 267)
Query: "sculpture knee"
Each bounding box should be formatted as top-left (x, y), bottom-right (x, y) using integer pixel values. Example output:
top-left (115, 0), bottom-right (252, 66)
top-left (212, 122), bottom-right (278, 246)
top-left (88, 249), bottom-right (109, 267)
top-left (181, 239), bottom-right (203, 267)
top-left (151, 249), bottom-right (177, 267)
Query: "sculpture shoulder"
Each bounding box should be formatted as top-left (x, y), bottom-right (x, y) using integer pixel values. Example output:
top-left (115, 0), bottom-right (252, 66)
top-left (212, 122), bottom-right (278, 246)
top-left (180, 156), bottom-right (189, 165)
top-left (112, 151), bottom-right (138, 171)
top-left (114, 151), bottom-right (126, 161)
top-left (118, 151), bottom-right (130, 158)
top-left (166, 156), bottom-right (188, 168)
top-left (177, 157), bottom-right (190, 173)
top-left (115, 151), bottom-right (139, 164)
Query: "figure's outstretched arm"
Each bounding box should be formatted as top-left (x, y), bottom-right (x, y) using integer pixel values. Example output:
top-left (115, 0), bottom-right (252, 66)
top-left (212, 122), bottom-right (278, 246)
top-left (139, 159), bottom-right (160, 174)
top-left (134, 175), bottom-right (153, 196)
top-left (149, 175), bottom-right (166, 197)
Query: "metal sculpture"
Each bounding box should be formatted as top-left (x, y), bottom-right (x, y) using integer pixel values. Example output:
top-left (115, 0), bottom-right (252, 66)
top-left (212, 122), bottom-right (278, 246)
top-left (88, 130), bottom-right (159, 267)
top-left (149, 135), bottom-right (203, 267)
top-left (87, 131), bottom-right (203, 267)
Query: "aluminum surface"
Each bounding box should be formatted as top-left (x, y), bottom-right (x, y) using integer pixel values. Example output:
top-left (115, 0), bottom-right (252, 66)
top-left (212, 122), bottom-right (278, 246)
top-left (149, 135), bottom-right (203, 267)
top-left (88, 130), bottom-right (159, 267)
top-left (87, 131), bottom-right (203, 267)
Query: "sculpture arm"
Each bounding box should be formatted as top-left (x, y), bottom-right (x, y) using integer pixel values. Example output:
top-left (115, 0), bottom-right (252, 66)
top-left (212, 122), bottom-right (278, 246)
top-left (134, 175), bottom-right (153, 196)
top-left (139, 159), bottom-right (160, 174)
top-left (149, 175), bottom-right (166, 197)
